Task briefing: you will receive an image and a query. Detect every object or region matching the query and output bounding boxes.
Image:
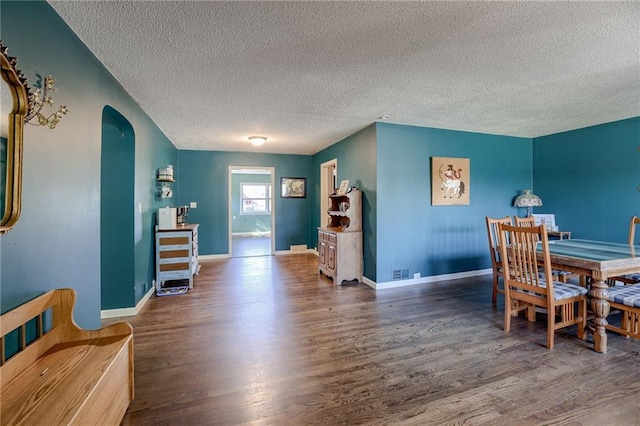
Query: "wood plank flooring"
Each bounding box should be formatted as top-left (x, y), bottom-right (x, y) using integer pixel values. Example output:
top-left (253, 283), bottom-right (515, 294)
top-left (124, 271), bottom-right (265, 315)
top-left (111, 254), bottom-right (640, 425)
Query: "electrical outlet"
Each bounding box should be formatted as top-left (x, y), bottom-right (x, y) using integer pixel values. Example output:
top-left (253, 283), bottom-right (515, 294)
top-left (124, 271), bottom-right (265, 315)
top-left (414, 272), bottom-right (420, 279)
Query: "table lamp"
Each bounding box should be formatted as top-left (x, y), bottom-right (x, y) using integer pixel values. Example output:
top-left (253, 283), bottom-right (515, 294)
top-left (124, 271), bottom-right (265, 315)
top-left (514, 189), bottom-right (542, 217)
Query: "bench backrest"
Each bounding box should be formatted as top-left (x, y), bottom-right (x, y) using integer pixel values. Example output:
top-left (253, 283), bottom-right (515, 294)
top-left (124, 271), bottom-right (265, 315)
top-left (1, 288), bottom-right (89, 388)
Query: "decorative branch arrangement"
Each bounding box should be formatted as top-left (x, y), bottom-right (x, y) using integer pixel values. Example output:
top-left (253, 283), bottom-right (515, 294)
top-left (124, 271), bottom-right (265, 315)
top-left (25, 73), bottom-right (68, 129)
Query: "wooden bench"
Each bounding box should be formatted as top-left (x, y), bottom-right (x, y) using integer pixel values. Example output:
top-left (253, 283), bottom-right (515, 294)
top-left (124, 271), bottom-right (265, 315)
top-left (0, 288), bottom-right (134, 425)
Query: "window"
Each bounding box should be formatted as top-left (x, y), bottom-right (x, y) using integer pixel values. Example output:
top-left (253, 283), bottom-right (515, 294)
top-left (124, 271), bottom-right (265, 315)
top-left (241, 183), bottom-right (271, 214)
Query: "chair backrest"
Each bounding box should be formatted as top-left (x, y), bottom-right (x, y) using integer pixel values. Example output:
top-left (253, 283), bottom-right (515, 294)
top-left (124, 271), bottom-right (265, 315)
top-left (628, 216), bottom-right (640, 245)
top-left (514, 216), bottom-right (535, 227)
top-left (485, 216), bottom-right (512, 269)
top-left (497, 223), bottom-right (554, 306)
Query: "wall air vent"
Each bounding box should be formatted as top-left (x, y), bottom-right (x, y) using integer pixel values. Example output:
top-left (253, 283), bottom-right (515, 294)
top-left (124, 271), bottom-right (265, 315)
top-left (392, 269), bottom-right (410, 280)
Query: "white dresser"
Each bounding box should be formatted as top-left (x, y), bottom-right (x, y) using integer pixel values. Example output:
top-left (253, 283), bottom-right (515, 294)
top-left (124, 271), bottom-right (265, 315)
top-left (155, 224), bottom-right (199, 292)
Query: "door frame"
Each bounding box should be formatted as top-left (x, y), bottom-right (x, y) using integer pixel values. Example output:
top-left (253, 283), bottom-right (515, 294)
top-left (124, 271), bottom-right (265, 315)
top-left (228, 166), bottom-right (275, 257)
top-left (320, 159), bottom-right (337, 229)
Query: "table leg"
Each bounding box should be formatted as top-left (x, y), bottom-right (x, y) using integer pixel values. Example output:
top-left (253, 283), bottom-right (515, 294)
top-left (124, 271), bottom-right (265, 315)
top-left (590, 279), bottom-right (610, 353)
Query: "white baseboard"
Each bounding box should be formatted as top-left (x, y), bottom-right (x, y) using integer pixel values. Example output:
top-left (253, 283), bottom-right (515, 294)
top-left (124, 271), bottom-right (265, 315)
top-left (275, 248), bottom-right (316, 256)
top-left (198, 254), bottom-right (231, 261)
top-left (101, 286), bottom-right (155, 319)
top-left (363, 268), bottom-right (493, 290)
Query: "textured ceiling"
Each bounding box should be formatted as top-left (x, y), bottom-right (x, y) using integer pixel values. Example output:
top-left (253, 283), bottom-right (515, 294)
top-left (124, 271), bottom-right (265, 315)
top-left (49, 1), bottom-right (640, 155)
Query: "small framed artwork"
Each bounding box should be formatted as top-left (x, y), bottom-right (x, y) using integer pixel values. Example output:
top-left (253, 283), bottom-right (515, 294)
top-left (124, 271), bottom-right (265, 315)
top-left (336, 180), bottom-right (350, 195)
top-left (532, 214), bottom-right (557, 230)
top-left (281, 177), bottom-right (306, 198)
top-left (431, 157), bottom-right (470, 206)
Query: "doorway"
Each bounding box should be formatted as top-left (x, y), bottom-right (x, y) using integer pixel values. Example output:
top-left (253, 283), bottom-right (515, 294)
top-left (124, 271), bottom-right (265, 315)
top-left (228, 166), bottom-right (275, 257)
top-left (320, 159), bottom-right (337, 228)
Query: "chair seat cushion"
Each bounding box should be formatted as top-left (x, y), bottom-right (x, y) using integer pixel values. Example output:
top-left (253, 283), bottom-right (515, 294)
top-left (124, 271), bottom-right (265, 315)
top-left (552, 269), bottom-right (575, 276)
top-left (516, 280), bottom-right (587, 301)
top-left (605, 285), bottom-right (640, 308)
top-left (620, 273), bottom-right (640, 282)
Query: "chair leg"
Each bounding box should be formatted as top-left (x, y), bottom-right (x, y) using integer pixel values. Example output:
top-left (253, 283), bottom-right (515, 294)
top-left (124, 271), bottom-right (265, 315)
top-left (526, 304), bottom-right (536, 322)
top-left (547, 312), bottom-right (555, 350)
top-left (577, 299), bottom-right (586, 340)
top-left (504, 295), bottom-right (512, 332)
top-left (492, 274), bottom-right (498, 306)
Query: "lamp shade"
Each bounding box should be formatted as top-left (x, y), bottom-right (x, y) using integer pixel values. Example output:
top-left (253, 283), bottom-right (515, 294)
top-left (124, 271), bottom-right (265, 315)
top-left (514, 189), bottom-right (543, 208)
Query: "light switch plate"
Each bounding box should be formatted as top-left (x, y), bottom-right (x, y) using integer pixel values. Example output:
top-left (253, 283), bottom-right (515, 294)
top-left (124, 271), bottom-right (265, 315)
top-left (190, 201), bottom-right (197, 208)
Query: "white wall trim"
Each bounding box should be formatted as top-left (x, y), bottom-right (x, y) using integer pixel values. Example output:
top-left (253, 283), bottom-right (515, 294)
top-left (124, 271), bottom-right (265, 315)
top-left (363, 268), bottom-right (493, 290)
top-left (275, 248), bottom-right (316, 256)
top-left (101, 286), bottom-right (155, 319)
top-left (198, 254), bottom-right (231, 261)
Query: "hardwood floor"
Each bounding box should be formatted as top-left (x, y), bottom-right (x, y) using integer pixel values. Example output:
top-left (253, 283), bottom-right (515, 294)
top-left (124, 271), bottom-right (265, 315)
top-left (112, 254), bottom-right (640, 425)
top-left (231, 235), bottom-right (271, 257)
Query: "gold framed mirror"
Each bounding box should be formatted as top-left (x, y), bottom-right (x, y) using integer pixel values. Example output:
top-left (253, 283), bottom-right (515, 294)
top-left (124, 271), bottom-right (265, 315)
top-left (1, 42), bottom-right (28, 234)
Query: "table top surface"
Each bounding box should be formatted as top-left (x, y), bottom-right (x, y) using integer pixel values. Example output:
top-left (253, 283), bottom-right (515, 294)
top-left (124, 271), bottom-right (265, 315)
top-left (545, 239), bottom-right (639, 262)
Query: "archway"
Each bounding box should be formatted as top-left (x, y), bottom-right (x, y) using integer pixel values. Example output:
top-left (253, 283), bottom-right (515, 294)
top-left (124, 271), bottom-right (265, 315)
top-left (100, 106), bottom-right (135, 309)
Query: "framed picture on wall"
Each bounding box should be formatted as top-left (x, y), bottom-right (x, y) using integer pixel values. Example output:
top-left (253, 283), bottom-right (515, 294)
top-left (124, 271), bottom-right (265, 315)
top-left (281, 177), bottom-right (306, 198)
top-left (431, 157), bottom-right (470, 206)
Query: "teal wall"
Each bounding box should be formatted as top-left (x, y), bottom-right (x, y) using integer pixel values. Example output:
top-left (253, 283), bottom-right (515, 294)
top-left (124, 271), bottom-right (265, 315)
top-left (100, 106), bottom-right (135, 309)
top-left (0, 2), bottom-right (177, 326)
top-left (312, 125), bottom-right (377, 279)
top-left (312, 122), bottom-right (531, 283)
top-left (533, 117), bottom-right (640, 242)
top-left (231, 173), bottom-right (272, 234)
top-left (375, 123), bottom-right (532, 283)
top-left (176, 150), bottom-right (312, 254)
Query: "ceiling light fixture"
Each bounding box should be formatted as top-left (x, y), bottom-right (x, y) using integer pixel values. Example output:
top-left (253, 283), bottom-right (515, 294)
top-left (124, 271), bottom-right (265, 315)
top-left (248, 136), bottom-right (267, 146)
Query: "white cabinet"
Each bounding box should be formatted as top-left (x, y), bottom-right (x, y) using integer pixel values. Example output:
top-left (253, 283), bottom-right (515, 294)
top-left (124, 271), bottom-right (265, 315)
top-left (318, 189), bottom-right (362, 285)
top-left (155, 224), bottom-right (199, 293)
top-left (318, 229), bottom-right (362, 285)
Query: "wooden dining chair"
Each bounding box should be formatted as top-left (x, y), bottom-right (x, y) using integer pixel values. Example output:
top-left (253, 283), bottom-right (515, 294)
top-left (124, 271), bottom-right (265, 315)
top-left (513, 216), bottom-right (583, 284)
top-left (513, 216), bottom-right (535, 227)
top-left (485, 216), bottom-right (512, 306)
top-left (497, 223), bottom-right (587, 349)
top-left (603, 285), bottom-right (640, 339)
top-left (611, 216), bottom-right (640, 285)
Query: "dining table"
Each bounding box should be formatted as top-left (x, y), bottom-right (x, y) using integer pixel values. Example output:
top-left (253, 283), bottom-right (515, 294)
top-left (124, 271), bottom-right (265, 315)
top-left (542, 238), bottom-right (640, 353)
